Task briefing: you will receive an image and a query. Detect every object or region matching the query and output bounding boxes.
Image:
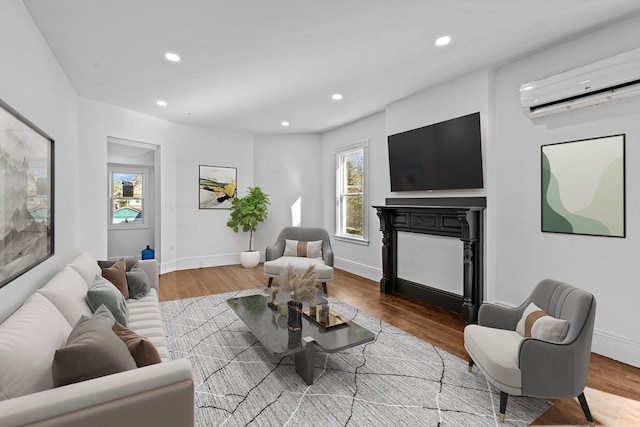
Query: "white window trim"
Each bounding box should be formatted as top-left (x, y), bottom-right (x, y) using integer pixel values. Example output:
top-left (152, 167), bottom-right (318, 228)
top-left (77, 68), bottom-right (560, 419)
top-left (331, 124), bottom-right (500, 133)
top-left (108, 165), bottom-right (148, 230)
top-left (334, 140), bottom-right (369, 245)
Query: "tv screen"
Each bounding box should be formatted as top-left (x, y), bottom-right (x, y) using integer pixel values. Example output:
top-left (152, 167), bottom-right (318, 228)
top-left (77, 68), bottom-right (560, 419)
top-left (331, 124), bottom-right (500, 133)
top-left (388, 112), bottom-right (483, 191)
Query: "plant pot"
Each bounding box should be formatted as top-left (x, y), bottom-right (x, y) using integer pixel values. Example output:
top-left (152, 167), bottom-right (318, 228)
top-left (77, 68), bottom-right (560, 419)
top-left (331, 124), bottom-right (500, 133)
top-left (287, 301), bottom-right (303, 331)
top-left (240, 250), bottom-right (260, 268)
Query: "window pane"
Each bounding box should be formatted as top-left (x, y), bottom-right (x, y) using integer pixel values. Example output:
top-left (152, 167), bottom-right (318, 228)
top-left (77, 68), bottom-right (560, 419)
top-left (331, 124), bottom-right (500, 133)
top-left (344, 152), bottom-right (363, 193)
top-left (344, 195), bottom-right (363, 236)
top-left (112, 173), bottom-right (143, 198)
top-left (112, 198), bottom-right (143, 224)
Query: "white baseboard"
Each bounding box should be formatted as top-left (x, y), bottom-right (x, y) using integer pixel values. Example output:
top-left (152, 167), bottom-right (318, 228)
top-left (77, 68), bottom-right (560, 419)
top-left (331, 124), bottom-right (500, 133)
top-left (334, 257), bottom-right (381, 282)
top-left (592, 329), bottom-right (640, 368)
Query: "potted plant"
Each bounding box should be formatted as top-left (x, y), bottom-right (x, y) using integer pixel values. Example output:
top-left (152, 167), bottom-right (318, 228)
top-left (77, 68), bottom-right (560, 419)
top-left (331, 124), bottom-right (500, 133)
top-left (226, 186), bottom-right (270, 268)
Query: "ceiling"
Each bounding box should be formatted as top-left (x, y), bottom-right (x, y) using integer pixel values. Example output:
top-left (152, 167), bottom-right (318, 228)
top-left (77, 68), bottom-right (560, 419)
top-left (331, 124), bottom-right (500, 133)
top-left (24, 0), bottom-right (640, 135)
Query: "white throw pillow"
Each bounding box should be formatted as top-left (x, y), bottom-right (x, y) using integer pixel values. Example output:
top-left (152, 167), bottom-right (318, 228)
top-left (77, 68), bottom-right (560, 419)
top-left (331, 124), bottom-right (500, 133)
top-left (67, 251), bottom-right (101, 286)
top-left (37, 266), bottom-right (93, 326)
top-left (515, 302), bottom-right (570, 343)
top-left (0, 293), bottom-right (72, 400)
top-left (283, 239), bottom-right (323, 258)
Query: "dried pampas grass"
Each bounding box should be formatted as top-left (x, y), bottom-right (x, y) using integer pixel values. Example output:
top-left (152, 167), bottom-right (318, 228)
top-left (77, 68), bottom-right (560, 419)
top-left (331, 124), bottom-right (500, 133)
top-left (278, 264), bottom-right (318, 305)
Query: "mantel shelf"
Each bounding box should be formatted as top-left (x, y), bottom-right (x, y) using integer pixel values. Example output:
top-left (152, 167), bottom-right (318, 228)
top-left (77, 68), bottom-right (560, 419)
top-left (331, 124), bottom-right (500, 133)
top-left (373, 197), bottom-right (485, 323)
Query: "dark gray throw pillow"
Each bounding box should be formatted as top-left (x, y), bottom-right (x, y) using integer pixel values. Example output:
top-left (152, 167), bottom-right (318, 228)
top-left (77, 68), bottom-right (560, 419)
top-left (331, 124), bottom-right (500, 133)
top-left (86, 275), bottom-right (129, 326)
top-left (52, 316), bottom-right (137, 387)
top-left (126, 265), bottom-right (151, 299)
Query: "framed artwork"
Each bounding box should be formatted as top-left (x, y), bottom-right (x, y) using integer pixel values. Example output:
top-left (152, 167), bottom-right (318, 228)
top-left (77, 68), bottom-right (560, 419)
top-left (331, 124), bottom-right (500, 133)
top-left (541, 134), bottom-right (625, 238)
top-left (199, 165), bottom-right (237, 209)
top-left (0, 99), bottom-right (55, 288)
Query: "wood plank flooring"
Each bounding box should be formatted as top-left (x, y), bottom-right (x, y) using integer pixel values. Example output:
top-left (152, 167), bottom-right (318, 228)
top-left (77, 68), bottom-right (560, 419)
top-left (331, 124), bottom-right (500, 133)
top-left (160, 264), bottom-right (640, 426)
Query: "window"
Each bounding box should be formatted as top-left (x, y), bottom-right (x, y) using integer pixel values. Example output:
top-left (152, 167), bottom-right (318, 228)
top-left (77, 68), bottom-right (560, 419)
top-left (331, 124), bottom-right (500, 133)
top-left (109, 167), bottom-right (146, 228)
top-left (336, 140), bottom-right (368, 243)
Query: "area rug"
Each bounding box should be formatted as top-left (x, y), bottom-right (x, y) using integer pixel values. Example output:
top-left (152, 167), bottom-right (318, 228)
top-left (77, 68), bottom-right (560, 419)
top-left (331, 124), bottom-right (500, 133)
top-left (161, 289), bottom-right (550, 426)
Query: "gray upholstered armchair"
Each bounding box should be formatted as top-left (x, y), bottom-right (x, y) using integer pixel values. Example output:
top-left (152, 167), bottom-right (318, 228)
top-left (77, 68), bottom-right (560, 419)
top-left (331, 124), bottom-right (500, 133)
top-left (263, 227), bottom-right (334, 294)
top-left (464, 279), bottom-right (596, 426)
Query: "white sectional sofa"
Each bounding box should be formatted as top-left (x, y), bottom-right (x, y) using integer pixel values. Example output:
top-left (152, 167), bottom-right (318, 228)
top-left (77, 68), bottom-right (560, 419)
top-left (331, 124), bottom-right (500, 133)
top-left (0, 252), bottom-right (194, 427)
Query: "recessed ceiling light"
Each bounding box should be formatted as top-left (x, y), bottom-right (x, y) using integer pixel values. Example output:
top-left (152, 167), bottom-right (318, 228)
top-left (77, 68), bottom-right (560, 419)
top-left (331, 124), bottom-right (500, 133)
top-left (156, 100), bottom-right (167, 107)
top-left (332, 93), bottom-right (343, 101)
top-left (435, 35), bottom-right (452, 47)
top-left (164, 52), bottom-right (181, 62)
top-left (281, 121), bottom-right (290, 127)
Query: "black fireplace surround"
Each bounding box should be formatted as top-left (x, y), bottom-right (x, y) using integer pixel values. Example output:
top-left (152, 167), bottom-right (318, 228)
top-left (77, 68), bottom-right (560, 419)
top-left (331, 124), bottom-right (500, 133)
top-left (373, 197), bottom-right (485, 323)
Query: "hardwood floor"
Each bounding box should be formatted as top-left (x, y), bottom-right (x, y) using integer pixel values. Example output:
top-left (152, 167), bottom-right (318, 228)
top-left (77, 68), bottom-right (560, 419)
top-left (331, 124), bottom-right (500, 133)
top-left (160, 265), bottom-right (640, 426)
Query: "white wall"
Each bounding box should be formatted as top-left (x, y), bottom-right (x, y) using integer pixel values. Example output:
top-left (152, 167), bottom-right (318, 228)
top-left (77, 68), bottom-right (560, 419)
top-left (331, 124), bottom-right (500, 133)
top-left (492, 16), bottom-right (640, 367)
top-left (78, 98), bottom-right (255, 273)
top-left (321, 111), bottom-right (387, 281)
top-left (253, 133), bottom-right (323, 254)
top-left (0, 0), bottom-right (81, 322)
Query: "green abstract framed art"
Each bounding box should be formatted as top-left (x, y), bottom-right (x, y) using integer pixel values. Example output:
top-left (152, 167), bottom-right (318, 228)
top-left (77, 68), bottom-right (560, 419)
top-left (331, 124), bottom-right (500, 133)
top-left (541, 134), bottom-right (625, 238)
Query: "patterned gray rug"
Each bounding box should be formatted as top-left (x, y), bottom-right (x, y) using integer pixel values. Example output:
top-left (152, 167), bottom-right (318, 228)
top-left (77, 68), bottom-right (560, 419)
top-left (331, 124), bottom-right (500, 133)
top-left (161, 289), bottom-right (550, 426)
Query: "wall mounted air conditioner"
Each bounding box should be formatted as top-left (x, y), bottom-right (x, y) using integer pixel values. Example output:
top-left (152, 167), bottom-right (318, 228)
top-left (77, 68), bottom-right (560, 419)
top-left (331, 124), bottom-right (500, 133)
top-left (520, 48), bottom-right (640, 118)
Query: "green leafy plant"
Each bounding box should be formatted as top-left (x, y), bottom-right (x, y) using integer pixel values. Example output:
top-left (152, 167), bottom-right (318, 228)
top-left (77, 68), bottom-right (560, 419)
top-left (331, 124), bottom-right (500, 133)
top-left (226, 186), bottom-right (270, 252)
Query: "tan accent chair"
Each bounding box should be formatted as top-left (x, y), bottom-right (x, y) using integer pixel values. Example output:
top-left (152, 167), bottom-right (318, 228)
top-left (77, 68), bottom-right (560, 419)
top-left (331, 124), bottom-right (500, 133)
top-left (263, 227), bottom-right (334, 294)
top-left (464, 279), bottom-right (596, 426)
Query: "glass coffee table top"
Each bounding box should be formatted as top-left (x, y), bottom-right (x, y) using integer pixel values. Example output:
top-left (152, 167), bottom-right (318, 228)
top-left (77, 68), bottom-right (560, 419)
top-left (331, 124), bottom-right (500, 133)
top-left (226, 289), bottom-right (375, 384)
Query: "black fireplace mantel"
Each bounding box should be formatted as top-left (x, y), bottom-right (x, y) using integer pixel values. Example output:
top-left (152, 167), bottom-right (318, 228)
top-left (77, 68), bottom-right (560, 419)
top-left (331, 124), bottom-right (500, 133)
top-left (373, 197), bottom-right (485, 323)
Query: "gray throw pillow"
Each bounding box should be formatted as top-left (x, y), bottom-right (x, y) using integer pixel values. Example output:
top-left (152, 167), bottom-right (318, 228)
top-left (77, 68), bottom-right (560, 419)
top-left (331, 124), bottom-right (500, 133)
top-left (86, 275), bottom-right (129, 326)
top-left (126, 265), bottom-right (151, 299)
top-left (52, 316), bottom-right (137, 387)
top-left (91, 304), bottom-right (116, 328)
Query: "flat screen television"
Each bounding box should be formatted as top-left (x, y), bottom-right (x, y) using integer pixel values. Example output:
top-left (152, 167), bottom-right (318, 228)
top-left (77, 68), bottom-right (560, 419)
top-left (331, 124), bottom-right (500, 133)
top-left (388, 112), bottom-right (483, 191)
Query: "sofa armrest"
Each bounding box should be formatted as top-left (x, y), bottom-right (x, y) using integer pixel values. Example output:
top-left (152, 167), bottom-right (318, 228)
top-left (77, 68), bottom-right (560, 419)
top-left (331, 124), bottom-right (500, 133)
top-left (323, 246), bottom-right (334, 267)
top-left (519, 338), bottom-right (577, 398)
top-left (135, 259), bottom-right (159, 291)
top-left (477, 303), bottom-right (521, 330)
top-left (0, 359), bottom-right (193, 427)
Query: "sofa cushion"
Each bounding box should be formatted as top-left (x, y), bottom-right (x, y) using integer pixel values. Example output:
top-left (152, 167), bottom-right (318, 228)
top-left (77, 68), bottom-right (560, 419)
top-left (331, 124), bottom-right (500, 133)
top-left (101, 258), bottom-right (129, 299)
top-left (67, 251), bottom-right (101, 286)
top-left (283, 239), bottom-right (323, 258)
top-left (126, 265), bottom-right (151, 299)
top-left (113, 322), bottom-right (162, 367)
top-left (86, 275), bottom-right (129, 326)
top-left (36, 266), bottom-right (93, 326)
top-left (0, 293), bottom-right (72, 400)
top-left (515, 302), bottom-right (570, 343)
top-left (52, 316), bottom-right (137, 387)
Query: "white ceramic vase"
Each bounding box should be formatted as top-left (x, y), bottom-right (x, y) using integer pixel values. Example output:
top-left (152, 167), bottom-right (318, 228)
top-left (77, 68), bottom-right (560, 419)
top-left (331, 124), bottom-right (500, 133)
top-left (240, 250), bottom-right (260, 268)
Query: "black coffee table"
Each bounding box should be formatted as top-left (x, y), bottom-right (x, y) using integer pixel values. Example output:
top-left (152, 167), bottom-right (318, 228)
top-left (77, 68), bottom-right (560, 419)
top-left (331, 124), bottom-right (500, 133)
top-left (226, 289), bottom-right (375, 385)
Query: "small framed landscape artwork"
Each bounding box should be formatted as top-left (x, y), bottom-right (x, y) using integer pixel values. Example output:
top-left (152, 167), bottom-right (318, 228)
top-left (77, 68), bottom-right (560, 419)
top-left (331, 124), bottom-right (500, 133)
top-left (541, 134), bottom-right (625, 238)
top-left (1, 99), bottom-right (55, 288)
top-left (199, 165), bottom-right (237, 209)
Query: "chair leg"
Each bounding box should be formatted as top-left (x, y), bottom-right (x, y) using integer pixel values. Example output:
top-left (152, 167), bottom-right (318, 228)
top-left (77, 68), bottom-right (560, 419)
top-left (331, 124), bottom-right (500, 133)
top-left (267, 277), bottom-right (273, 288)
top-left (321, 282), bottom-right (327, 295)
top-left (499, 391), bottom-right (508, 423)
top-left (467, 358), bottom-right (474, 372)
top-left (577, 392), bottom-right (595, 427)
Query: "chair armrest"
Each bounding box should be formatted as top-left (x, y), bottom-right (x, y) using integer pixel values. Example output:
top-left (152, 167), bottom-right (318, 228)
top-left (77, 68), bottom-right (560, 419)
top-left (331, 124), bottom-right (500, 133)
top-left (519, 338), bottom-right (578, 398)
top-left (477, 303), bottom-right (521, 330)
top-left (0, 359), bottom-right (193, 427)
top-left (265, 245), bottom-right (282, 261)
top-left (136, 259), bottom-right (159, 291)
top-left (323, 246), bottom-right (334, 267)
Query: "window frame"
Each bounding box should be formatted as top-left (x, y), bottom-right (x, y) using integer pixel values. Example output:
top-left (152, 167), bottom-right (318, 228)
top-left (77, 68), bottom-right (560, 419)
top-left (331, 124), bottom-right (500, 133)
top-left (108, 165), bottom-right (148, 230)
top-left (335, 140), bottom-right (369, 245)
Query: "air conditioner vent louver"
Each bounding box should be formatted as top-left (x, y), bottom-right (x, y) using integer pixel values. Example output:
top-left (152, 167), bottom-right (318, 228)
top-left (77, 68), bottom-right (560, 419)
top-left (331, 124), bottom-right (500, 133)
top-left (520, 48), bottom-right (640, 118)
